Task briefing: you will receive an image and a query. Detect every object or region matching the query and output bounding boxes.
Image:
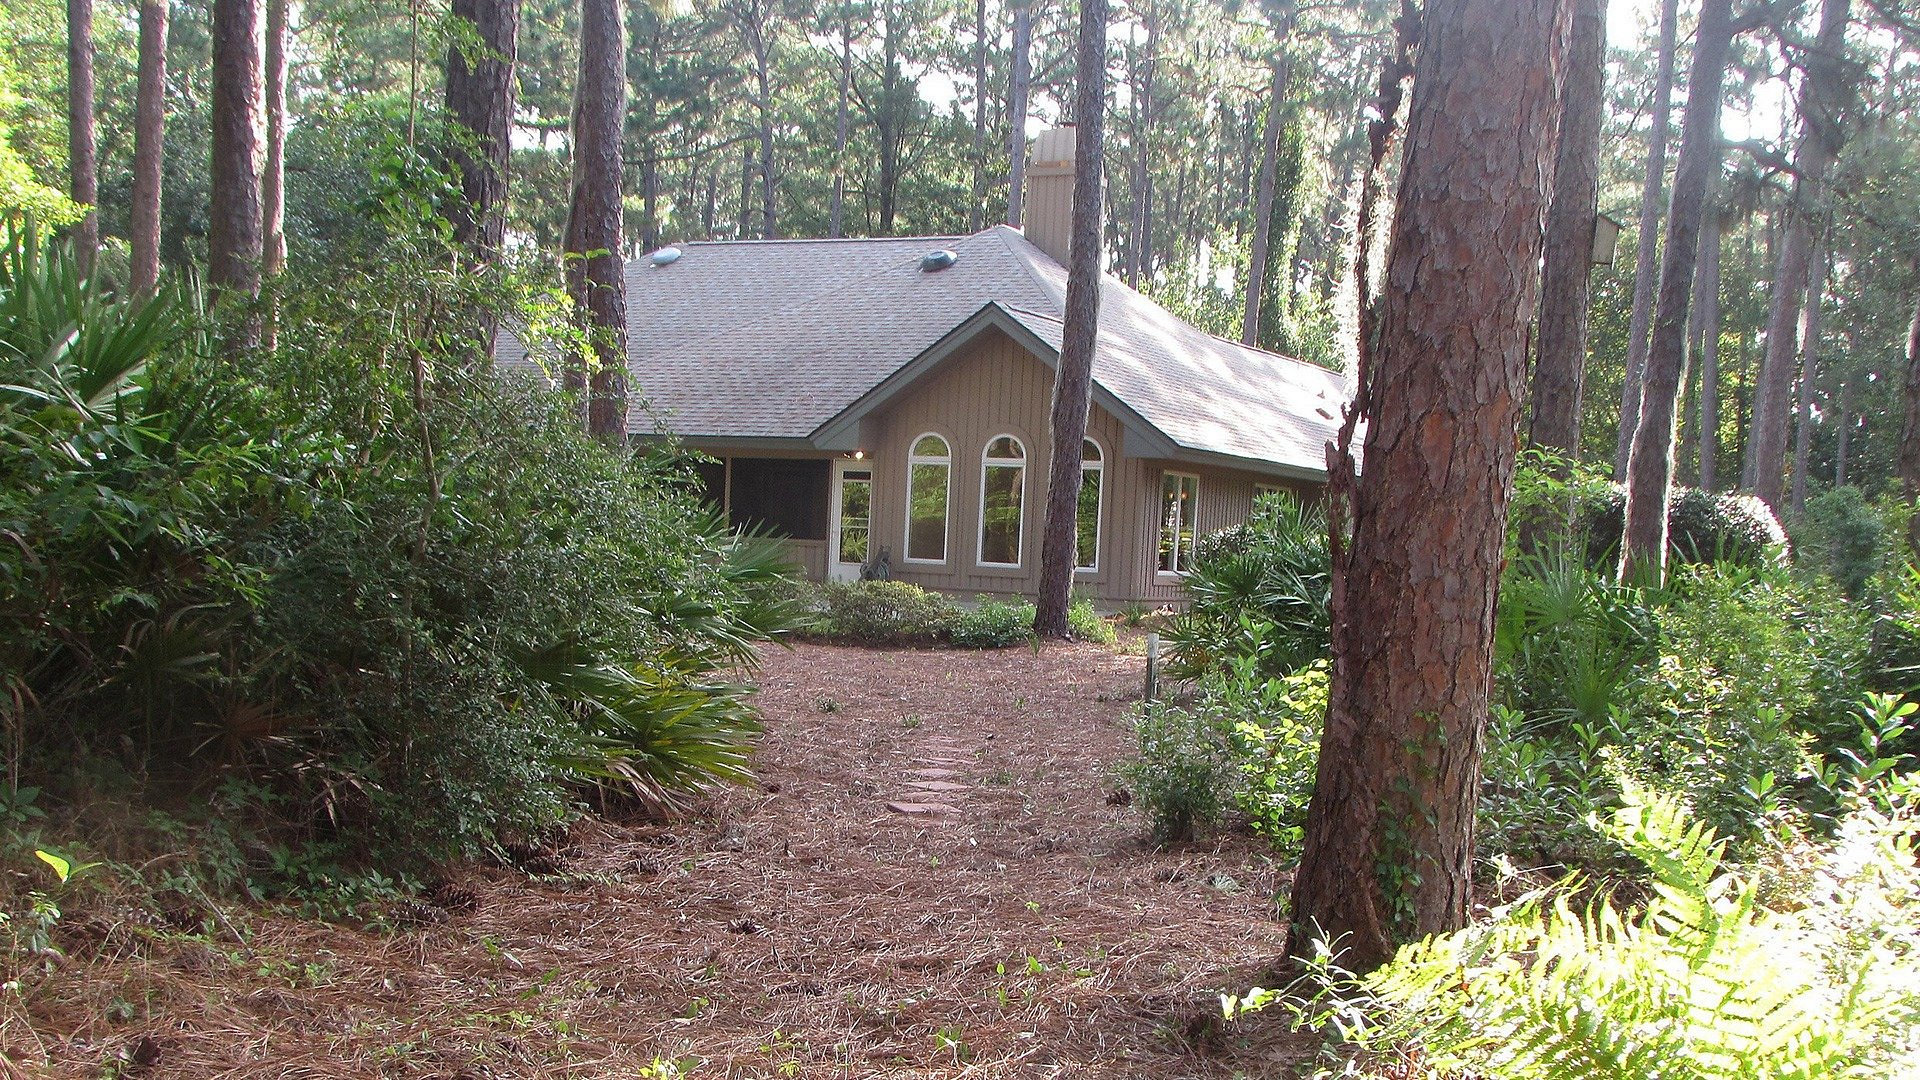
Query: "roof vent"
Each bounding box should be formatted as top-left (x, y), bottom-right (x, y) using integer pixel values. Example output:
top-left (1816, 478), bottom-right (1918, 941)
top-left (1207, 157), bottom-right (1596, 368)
top-left (648, 246), bottom-right (682, 267)
top-left (918, 248), bottom-right (958, 272)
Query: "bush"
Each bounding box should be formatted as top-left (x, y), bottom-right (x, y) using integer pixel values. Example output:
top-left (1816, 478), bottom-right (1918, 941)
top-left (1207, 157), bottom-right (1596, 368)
top-left (1121, 700), bottom-right (1234, 843)
top-left (1795, 486), bottom-right (1891, 597)
top-left (816, 580), bottom-right (955, 644)
top-left (1579, 483), bottom-right (1788, 570)
top-left (1067, 594), bottom-right (1117, 644)
top-left (1218, 662), bottom-right (1327, 859)
top-left (1248, 783), bottom-right (1920, 1079)
top-left (1164, 491), bottom-right (1330, 679)
top-left (949, 596), bottom-right (1037, 649)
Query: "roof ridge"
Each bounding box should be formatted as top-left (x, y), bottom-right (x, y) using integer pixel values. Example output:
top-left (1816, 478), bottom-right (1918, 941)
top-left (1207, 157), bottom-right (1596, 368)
top-left (668, 234), bottom-right (965, 249)
top-left (989, 226), bottom-right (1068, 314)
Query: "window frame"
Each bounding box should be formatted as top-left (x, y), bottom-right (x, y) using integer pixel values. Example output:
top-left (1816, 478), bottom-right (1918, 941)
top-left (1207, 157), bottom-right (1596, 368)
top-left (1076, 437), bottom-right (1104, 574)
top-left (976, 434), bottom-right (1028, 569)
top-left (903, 432), bottom-right (952, 565)
top-left (1157, 470), bottom-right (1201, 577)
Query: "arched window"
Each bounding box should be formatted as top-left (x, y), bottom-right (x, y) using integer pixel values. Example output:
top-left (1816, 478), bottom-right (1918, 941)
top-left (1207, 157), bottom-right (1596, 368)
top-left (978, 435), bottom-right (1026, 567)
top-left (905, 433), bottom-right (950, 562)
top-left (1077, 438), bottom-right (1103, 571)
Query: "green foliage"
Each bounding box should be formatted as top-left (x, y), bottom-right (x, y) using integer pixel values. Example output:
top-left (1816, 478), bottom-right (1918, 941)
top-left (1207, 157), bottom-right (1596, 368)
top-left (1067, 594), bottom-right (1116, 645)
top-left (1217, 660), bottom-right (1327, 859)
top-left (1121, 699), bottom-right (1233, 844)
top-left (1264, 784), bottom-right (1920, 1079)
top-left (949, 597), bottom-right (1036, 649)
top-left (814, 580), bottom-right (955, 645)
top-left (0, 223), bottom-right (795, 875)
top-left (1579, 483), bottom-right (1789, 571)
top-left (1164, 491), bottom-right (1330, 680)
top-left (1795, 486), bottom-right (1892, 598)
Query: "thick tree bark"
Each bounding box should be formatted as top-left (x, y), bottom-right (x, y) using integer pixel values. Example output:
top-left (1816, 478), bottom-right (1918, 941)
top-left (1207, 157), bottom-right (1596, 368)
top-left (1789, 239), bottom-right (1824, 515)
top-left (129, 0), bottom-right (169, 297)
top-left (1006, 1), bottom-right (1032, 226)
top-left (969, 0), bottom-right (989, 232)
top-left (565, 0), bottom-right (629, 439)
top-left (446, 0), bottom-right (520, 264)
top-left (1695, 206), bottom-right (1723, 489)
top-left (67, 0), bottom-right (98, 268)
top-left (1241, 52), bottom-right (1292, 347)
top-left (1527, 0), bottom-right (1607, 462)
top-left (1614, 0), bottom-right (1680, 477)
top-left (1035, 0), bottom-right (1106, 639)
top-left (262, 0), bottom-right (288, 279)
top-left (1744, 0), bottom-right (1851, 511)
top-left (1619, 0), bottom-right (1736, 585)
top-left (829, 12), bottom-right (852, 237)
top-left (209, 0), bottom-right (265, 320)
top-left (1289, 0), bottom-right (1571, 974)
top-left (1900, 284), bottom-right (1920, 552)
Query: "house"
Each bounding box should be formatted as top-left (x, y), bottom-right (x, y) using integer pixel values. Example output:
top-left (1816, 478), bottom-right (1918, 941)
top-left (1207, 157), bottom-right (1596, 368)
top-left (496, 129), bottom-right (1349, 607)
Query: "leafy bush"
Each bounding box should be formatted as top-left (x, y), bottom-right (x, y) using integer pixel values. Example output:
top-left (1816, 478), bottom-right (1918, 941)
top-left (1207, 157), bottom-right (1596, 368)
top-left (1164, 491), bottom-right (1330, 679)
top-left (816, 580), bottom-right (956, 644)
top-left (1218, 661), bottom-right (1326, 859)
top-left (1067, 594), bottom-right (1117, 644)
top-left (1121, 700), bottom-right (1234, 843)
top-left (1579, 483), bottom-right (1788, 570)
top-left (1795, 485), bottom-right (1891, 597)
top-left (949, 596), bottom-right (1036, 649)
top-left (1244, 783), bottom-right (1920, 1079)
top-left (0, 223), bottom-right (797, 873)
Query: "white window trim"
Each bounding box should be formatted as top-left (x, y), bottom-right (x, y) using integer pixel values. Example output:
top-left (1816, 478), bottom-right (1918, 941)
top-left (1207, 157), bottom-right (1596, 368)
top-left (903, 432), bottom-right (952, 564)
top-left (1157, 470), bottom-right (1200, 577)
top-left (976, 434), bottom-right (1027, 569)
top-left (1076, 437), bottom-right (1104, 574)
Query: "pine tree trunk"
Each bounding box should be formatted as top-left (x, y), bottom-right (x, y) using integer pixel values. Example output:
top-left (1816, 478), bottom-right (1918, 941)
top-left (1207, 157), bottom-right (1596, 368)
top-left (1789, 239), bottom-right (1824, 516)
top-left (209, 0), bottom-right (264, 321)
top-left (969, 0), bottom-right (989, 232)
top-left (756, 41), bottom-right (777, 239)
top-left (1619, 0), bottom-right (1736, 585)
top-left (262, 0), bottom-right (288, 278)
top-left (829, 13), bottom-right (852, 237)
top-left (1744, 0), bottom-right (1850, 511)
top-left (1900, 283), bottom-right (1920, 552)
top-left (1241, 53), bottom-right (1291, 347)
top-left (565, 0), bottom-right (628, 440)
top-left (67, 0), bottom-right (98, 268)
top-left (1527, 0), bottom-right (1606, 462)
top-left (1006, 1), bottom-right (1032, 226)
top-left (1695, 206), bottom-right (1723, 490)
top-left (1614, 0), bottom-right (1680, 477)
top-left (129, 0), bottom-right (169, 297)
top-left (1288, 0), bottom-right (1571, 974)
top-left (446, 0), bottom-right (519, 264)
top-left (1034, 0), bottom-right (1106, 639)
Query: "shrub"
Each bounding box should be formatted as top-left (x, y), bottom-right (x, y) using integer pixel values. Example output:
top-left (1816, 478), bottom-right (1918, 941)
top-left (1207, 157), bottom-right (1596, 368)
top-left (816, 580), bottom-right (955, 644)
top-left (1067, 594), bottom-right (1117, 644)
top-left (1578, 483), bottom-right (1788, 570)
top-left (1795, 486), bottom-right (1891, 597)
top-left (1121, 700), bottom-right (1233, 843)
top-left (1164, 491), bottom-right (1330, 679)
top-left (1218, 661), bottom-right (1327, 859)
top-left (1245, 783), bottom-right (1920, 1079)
top-left (949, 596), bottom-right (1037, 649)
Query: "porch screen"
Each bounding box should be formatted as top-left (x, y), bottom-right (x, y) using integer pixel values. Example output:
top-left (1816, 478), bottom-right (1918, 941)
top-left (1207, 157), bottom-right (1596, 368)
top-left (728, 458), bottom-right (828, 540)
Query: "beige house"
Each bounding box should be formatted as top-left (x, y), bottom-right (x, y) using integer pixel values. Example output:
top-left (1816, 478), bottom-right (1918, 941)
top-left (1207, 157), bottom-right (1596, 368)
top-left (497, 130), bottom-right (1348, 606)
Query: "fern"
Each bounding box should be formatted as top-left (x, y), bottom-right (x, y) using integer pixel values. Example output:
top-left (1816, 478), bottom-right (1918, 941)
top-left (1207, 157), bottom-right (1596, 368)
top-left (1282, 782), bottom-right (1920, 1079)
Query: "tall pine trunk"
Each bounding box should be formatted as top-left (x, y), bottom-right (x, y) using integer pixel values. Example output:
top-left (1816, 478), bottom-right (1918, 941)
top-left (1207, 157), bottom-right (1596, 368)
top-left (209, 0), bottom-right (265, 327)
top-left (1241, 51), bottom-right (1291, 347)
top-left (1789, 238), bottom-right (1825, 515)
top-left (1695, 204), bottom-right (1723, 489)
top-left (1289, 0), bottom-right (1571, 974)
top-left (262, 0), bottom-right (288, 279)
top-left (1744, 0), bottom-right (1850, 511)
top-left (446, 0), bottom-right (520, 264)
top-left (829, 12), bottom-right (852, 237)
top-left (1527, 0), bottom-right (1606, 463)
top-left (1614, 0), bottom-right (1680, 477)
top-left (1619, 0), bottom-right (1736, 584)
top-left (969, 0), bottom-right (989, 232)
top-left (129, 0), bottom-right (169, 296)
top-left (565, 0), bottom-right (628, 440)
top-left (1006, 1), bottom-right (1032, 226)
top-left (1899, 282), bottom-right (1920, 552)
top-left (67, 0), bottom-right (98, 268)
top-left (1034, 0), bottom-right (1106, 639)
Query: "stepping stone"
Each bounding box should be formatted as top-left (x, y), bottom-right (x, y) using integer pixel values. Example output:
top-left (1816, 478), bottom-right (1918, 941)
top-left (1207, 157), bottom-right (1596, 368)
top-left (908, 768), bottom-right (963, 779)
top-left (904, 780), bottom-right (970, 793)
top-left (887, 800), bottom-right (961, 817)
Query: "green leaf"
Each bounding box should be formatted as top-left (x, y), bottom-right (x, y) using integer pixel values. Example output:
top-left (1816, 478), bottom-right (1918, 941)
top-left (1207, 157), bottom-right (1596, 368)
top-left (34, 848), bottom-right (70, 883)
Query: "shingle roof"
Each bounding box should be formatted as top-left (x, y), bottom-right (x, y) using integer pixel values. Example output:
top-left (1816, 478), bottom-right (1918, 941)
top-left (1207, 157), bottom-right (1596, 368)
top-left (496, 225), bottom-right (1349, 477)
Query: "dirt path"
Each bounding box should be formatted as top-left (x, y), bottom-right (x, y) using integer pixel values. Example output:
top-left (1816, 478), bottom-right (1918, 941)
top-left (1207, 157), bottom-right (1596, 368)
top-left (25, 641), bottom-right (1309, 1078)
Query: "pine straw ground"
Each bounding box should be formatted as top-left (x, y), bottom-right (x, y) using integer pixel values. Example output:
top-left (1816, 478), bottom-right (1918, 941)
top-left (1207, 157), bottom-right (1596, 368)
top-left (11, 640), bottom-right (1324, 1079)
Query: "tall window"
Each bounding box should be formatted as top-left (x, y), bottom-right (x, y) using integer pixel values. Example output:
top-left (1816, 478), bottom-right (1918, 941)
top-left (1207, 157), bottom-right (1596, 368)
top-left (1159, 472), bottom-right (1199, 574)
top-left (978, 435), bottom-right (1026, 567)
top-left (905, 433), bottom-right (950, 562)
top-left (1077, 438), bottom-right (1103, 571)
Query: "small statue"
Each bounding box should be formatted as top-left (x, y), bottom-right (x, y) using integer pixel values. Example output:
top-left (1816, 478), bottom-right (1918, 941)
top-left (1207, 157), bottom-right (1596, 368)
top-left (862, 546), bottom-right (892, 581)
